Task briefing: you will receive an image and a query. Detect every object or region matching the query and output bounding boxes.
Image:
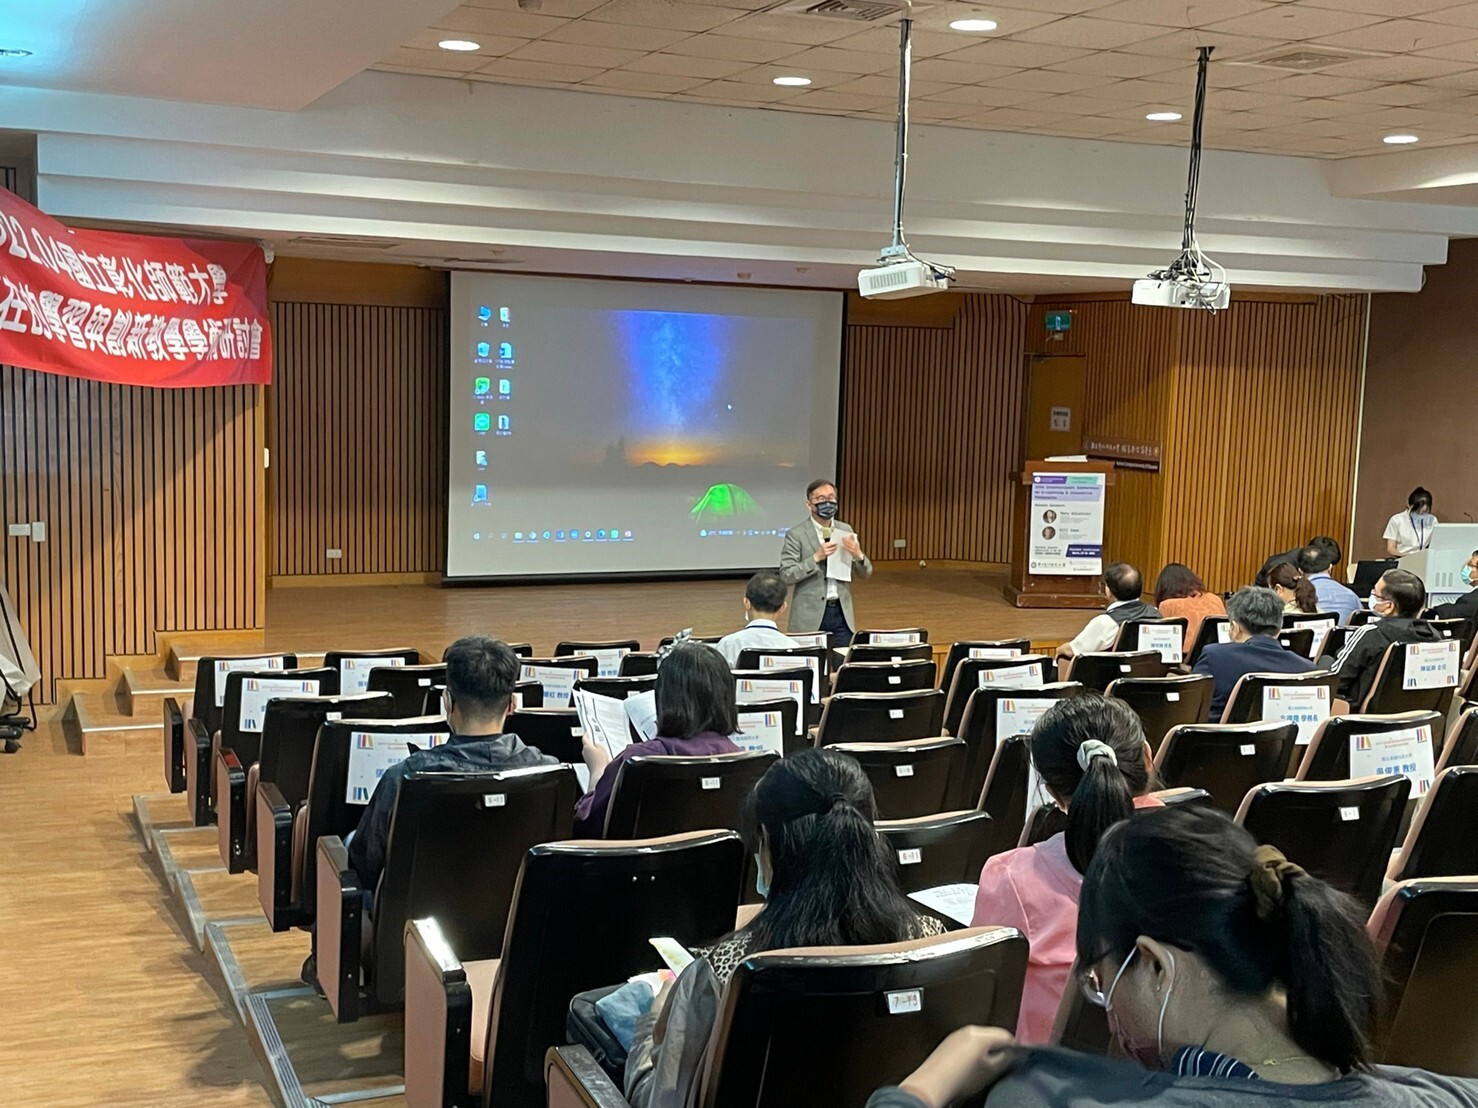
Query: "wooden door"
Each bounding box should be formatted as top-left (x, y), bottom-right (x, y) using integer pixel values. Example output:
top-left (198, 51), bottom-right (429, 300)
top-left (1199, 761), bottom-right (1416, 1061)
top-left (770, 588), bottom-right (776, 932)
top-left (1024, 355), bottom-right (1086, 462)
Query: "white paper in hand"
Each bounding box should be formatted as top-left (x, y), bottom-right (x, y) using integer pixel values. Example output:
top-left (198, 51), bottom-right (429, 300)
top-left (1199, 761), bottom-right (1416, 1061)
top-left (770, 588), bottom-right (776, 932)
top-left (624, 689), bottom-right (659, 743)
top-left (575, 690), bottom-right (634, 760)
top-left (826, 545), bottom-right (853, 582)
top-left (908, 883), bottom-right (977, 928)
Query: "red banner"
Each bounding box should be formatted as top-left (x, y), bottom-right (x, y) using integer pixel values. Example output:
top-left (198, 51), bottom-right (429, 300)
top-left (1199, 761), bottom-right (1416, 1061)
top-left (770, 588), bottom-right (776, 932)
top-left (0, 188), bottom-right (270, 388)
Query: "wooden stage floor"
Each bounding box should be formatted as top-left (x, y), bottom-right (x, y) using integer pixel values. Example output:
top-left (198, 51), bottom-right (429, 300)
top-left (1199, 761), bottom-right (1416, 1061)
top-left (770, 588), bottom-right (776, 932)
top-left (0, 567), bottom-right (1096, 1105)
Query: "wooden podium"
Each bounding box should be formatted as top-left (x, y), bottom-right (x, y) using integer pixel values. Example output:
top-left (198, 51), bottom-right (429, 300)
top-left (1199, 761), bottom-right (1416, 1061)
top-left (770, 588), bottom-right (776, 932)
top-left (1005, 460), bottom-right (1116, 609)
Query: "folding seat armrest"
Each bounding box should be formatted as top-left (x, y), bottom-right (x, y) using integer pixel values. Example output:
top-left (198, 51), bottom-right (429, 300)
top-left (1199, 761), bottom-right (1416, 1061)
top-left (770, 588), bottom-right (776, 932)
top-left (317, 836), bottom-right (362, 1024)
top-left (164, 697), bottom-right (186, 793)
top-left (545, 1045), bottom-right (631, 1108)
top-left (216, 747), bottom-right (248, 873)
top-left (257, 782), bottom-right (296, 932)
top-left (404, 917), bottom-right (472, 1108)
top-left (185, 720), bottom-right (213, 826)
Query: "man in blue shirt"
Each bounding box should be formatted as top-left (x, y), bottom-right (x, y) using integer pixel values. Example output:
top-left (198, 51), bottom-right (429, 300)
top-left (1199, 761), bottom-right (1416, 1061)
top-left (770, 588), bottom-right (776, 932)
top-left (1296, 541), bottom-right (1362, 625)
top-left (1193, 587), bottom-right (1317, 721)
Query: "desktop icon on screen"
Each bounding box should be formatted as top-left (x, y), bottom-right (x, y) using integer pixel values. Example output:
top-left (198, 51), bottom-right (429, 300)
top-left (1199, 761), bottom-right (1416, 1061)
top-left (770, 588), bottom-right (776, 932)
top-left (475, 450), bottom-right (487, 467)
top-left (476, 341), bottom-right (491, 359)
top-left (499, 307), bottom-right (510, 325)
top-left (498, 379), bottom-right (511, 397)
top-left (543, 531), bottom-right (552, 540)
top-left (497, 414), bottom-right (511, 433)
top-left (514, 532), bottom-right (524, 541)
top-left (474, 376), bottom-right (491, 395)
top-left (597, 530), bottom-right (607, 540)
top-left (477, 306), bottom-right (492, 323)
top-left (474, 412), bottom-right (491, 432)
top-left (555, 531), bottom-right (565, 541)
top-left (498, 342), bottom-right (514, 360)
top-left (472, 484), bottom-right (488, 503)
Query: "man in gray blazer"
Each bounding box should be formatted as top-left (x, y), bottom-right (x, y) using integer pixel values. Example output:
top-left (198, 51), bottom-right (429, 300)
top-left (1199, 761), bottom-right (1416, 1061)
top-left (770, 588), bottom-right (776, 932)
top-left (778, 478), bottom-right (872, 646)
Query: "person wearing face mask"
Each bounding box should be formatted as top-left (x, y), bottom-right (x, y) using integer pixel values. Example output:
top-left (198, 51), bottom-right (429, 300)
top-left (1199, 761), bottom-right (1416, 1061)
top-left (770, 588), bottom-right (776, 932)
top-left (778, 478), bottom-right (871, 648)
top-left (1427, 549), bottom-right (1478, 642)
top-left (623, 748), bottom-right (942, 1106)
top-left (1332, 568), bottom-right (1443, 709)
top-left (715, 571), bottom-right (797, 667)
top-left (1385, 487), bottom-right (1438, 558)
top-left (866, 805), bottom-right (1478, 1108)
top-left (970, 694), bottom-right (1161, 1044)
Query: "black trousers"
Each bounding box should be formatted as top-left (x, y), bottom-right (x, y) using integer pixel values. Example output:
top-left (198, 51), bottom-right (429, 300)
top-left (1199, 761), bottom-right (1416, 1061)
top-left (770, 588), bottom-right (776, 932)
top-left (820, 599), bottom-right (853, 648)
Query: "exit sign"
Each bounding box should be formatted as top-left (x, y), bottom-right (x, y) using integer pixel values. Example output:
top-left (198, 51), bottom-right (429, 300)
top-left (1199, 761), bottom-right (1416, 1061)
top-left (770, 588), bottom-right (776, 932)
top-left (1044, 310), bottom-right (1072, 333)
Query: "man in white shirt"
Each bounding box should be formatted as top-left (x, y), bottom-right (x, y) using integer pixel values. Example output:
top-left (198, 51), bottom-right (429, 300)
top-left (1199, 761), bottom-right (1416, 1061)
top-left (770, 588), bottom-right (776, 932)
top-left (716, 572), bottom-right (798, 667)
top-left (1054, 563), bottom-right (1161, 679)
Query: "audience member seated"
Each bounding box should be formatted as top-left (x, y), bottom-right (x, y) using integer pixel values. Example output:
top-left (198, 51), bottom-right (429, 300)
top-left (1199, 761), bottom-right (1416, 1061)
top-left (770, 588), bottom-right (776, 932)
top-left (625, 748), bottom-right (945, 1105)
top-left (1334, 569), bottom-right (1442, 708)
top-left (1427, 548), bottom-right (1478, 639)
top-left (1193, 588), bottom-right (1316, 722)
top-left (1268, 563), bottom-right (1319, 615)
top-left (1055, 563), bottom-right (1161, 677)
top-left (715, 571), bottom-right (797, 667)
top-left (1255, 532), bottom-right (1337, 588)
top-left (575, 639), bottom-right (741, 836)
top-left (869, 805), bottom-right (1478, 1107)
top-left (1297, 540), bottom-right (1361, 625)
top-left (970, 694), bottom-right (1159, 1044)
top-left (1153, 563), bottom-right (1226, 647)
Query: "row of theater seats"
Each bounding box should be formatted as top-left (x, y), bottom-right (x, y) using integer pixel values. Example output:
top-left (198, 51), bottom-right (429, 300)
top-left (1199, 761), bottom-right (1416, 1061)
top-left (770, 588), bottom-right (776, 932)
top-left (153, 629), bottom-right (1478, 1104)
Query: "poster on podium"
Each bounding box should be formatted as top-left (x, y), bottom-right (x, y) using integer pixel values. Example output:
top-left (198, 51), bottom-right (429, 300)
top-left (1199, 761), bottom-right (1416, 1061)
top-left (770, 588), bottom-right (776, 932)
top-left (1028, 472), bottom-right (1106, 576)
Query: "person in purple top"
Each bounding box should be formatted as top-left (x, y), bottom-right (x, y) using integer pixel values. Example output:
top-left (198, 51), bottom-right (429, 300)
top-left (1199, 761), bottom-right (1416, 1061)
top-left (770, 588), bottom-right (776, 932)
top-left (574, 639), bottom-right (741, 837)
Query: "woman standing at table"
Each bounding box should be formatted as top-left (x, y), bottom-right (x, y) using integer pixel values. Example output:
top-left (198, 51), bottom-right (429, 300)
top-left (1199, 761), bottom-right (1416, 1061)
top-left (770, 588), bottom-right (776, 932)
top-left (1385, 487), bottom-right (1437, 558)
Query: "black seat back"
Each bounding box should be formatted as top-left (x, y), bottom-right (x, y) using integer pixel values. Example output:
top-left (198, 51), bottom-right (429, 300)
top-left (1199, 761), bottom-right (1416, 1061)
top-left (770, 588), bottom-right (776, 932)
top-left (736, 646), bottom-right (829, 704)
top-left (846, 642), bottom-right (933, 666)
top-left (604, 751), bottom-right (779, 838)
top-left (574, 674), bottom-right (657, 700)
top-left (734, 667), bottom-right (814, 739)
top-left (1186, 618), bottom-right (1229, 666)
top-left (942, 655), bottom-right (1052, 736)
top-left (1362, 640), bottom-right (1462, 716)
top-left (368, 663), bottom-right (448, 717)
top-left (370, 765), bottom-right (578, 1005)
top-left (1281, 614), bottom-right (1338, 660)
top-left (706, 928), bottom-right (1026, 1107)
top-left (734, 699), bottom-right (801, 757)
top-left (1236, 776), bottom-right (1410, 910)
top-left (831, 738), bottom-right (965, 820)
top-left (940, 640), bottom-right (1031, 702)
top-left (1437, 708), bottom-right (1478, 772)
top-left (1221, 669), bottom-right (1339, 725)
top-left (1296, 710), bottom-right (1443, 782)
top-left (854, 627), bottom-right (929, 645)
top-left (220, 666), bottom-right (337, 767)
top-left (1153, 720), bottom-right (1298, 814)
top-left (956, 683), bottom-right (1085, 813)
top-left (619, 652), bottom-right (661, 677)
top-left (1067, 651), bottom-right (1164, 693)
top-left (877, 810), bottom-right (994, 895)
top-left (1276, 628), bottom-right (1315, 658)
top-left (1105, 674), bottom-right (1214, 751)
top-left (302, 716), bottom-right (451, 916)
top-left (814, 690), bottom-right (946, 747)
top-left (482, 832), bottom-right (746, 1108)
top-left (978, 736), bottom-right (1031, 858)
top-left (323, 648), bottom-right (421, 695)
top-left (503, 708), bottom-right (582, 764)
top-left (833, 660), bottom-right (937, 696)
top-left (191, 652), bottom-right (298, 736)
top-left (258, 692), bottom-right (396, 808)
top-left (554, 640), bottom-right (641, 678)
top-left (1391, 767), bottom-right (1478, 882)
top-left (1111, 618), bottom-right (1188, 665)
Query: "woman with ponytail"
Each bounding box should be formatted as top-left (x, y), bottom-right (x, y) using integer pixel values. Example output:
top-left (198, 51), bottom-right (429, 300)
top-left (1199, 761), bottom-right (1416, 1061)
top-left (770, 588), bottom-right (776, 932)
top-left (869, 805), bottom-right (1478, 1107)
top-left (625, 748), bottom-right (942, 1104)
top-left (1268, 562), bottom-right (1320, 615)
top-left (970, 694), bottom-right (1158, 1043)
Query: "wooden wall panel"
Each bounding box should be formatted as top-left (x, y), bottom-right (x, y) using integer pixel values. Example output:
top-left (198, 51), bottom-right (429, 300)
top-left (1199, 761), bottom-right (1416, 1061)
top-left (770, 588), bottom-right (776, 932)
top-left (268, 301), bottom-right (448, 578)
top-left (840, 294), bottom-right (1028, 563)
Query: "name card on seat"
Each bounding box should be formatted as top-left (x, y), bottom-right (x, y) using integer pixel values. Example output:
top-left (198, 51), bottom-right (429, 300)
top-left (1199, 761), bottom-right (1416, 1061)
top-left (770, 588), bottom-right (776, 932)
top-left (1261, 684), bottom-right (1329, 746)
top-left (733, 710), bottom-right (784, 756)
top-left (979, 665), bottom-right (1042, 691)
top-left (344, 730), bottom-right (449, 803)
top-left (1404, 640), bottom-right (1460, 690)
top-left (522, 664), bottom-right (578, 707)
top-left (872, 632), bottom-right (922, 646)
top-left (239, 678), bottom-right (321, 732)
top-left (340, 655), bottom-right (406, 695)
top-left (737, 679), bottom-right (806, 736)
top-left (969, 647), bottom-right (1021, 660)
top-left (1138, 625), bottom-right (1183, 663)
top-left (1350, 724), bottom-right (1435, 798)
top-left (214, 656), bottom-right (284, 708)
top-left (759, 653), bottom-right (821, 703)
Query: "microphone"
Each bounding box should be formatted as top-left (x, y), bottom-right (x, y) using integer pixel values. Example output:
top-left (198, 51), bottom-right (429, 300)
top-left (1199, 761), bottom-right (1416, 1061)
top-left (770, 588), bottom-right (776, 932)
top-left (822, 524), bottom-right (832, 543)
top-left (1464, 512), bottom-right (1474, 523)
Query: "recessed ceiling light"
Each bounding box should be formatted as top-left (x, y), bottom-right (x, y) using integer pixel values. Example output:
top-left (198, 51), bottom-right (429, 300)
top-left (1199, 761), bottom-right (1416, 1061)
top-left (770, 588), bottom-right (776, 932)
top-left (1145, 111), bottom-right (1182, 122)
top-left (0, 48), bottom-right (33, 58)
top-left (438, 39), bottom-right (481, 52)
top-left (1383, 133), bottom-right (1419, 144)
top-left (949, 18), bottom-right (998, 31)
top-left (773, 75), bottom-right (812, 86)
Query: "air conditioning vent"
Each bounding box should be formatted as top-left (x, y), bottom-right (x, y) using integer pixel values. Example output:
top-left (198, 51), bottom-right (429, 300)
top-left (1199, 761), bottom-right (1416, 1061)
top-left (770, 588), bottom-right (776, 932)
top-left (775, 0), bottom-right (923, 22)
top-left (1231, 46), bottom-right (1379, 72)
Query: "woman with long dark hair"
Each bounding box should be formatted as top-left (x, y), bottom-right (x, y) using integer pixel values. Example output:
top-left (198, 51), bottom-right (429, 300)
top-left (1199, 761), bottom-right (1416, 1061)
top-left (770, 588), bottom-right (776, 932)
top-left (625, 748), bottom-right (943, 1103)
top-left (1268, 562), bottom-right (1319, 615)
top-left (1153, 563), bottom-right (1225, 645)
top-left (870, 806), bottom-right (1478, 1106)
top-left (970, 694), bottom-right (1159, 1043)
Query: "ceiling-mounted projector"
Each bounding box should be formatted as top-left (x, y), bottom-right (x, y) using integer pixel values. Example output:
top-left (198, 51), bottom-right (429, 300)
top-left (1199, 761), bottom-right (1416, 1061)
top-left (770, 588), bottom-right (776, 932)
top-left (858, 259), bottom-right (953, 300)
top-left (1131, 276), bottom-right (1230, 311)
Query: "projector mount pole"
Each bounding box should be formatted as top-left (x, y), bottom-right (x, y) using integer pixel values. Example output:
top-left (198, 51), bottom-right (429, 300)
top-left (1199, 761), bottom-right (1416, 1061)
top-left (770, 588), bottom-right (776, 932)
top-left (1179, 45), bottom-right (1213, 261)
top-left (881, 13), bottom-right (913, 262)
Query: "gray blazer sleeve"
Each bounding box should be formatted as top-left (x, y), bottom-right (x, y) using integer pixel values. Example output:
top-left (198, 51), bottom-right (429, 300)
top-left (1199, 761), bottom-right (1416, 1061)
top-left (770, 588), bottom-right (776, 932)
top-left (779, 527), bottom-right (819, 585)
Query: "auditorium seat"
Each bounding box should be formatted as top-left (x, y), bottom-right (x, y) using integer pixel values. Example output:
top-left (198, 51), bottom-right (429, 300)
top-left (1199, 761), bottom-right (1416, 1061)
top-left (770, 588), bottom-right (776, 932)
top-left (1280, 613), bottom-right (1338, 660)
top-left (544, 927), bottom-right (1027, 1108)
top-left (853, 627), bottom-right (929, 645)
top-left (877, 810), bottom-right (994, 895)
top-left (404, 831), bottom-right (745, 1108)
top-left (1456, 662), bottom-right (1478, 712)
top-left (940, 639), bottom-right (1032, 700)
top-left (832, 659), bottom-right (936, 695)
top-left (202, 665), bottom-right (336, 826)
top-left (734, 664), bottom-right (817, 730)
top-left (554, 640), bottom-right (641, 678)
top-left (1235, 776), bottom-right (1409, 910)
top-left (322, 648), bottom-right (421, 693)
top-left (1185, 617), bottom-right (1229, 667)
top-left (1275, 627), bottom-right (1315, 659)
top-left (368, 663), bottom-right (448, 717)
top-left (735, 697), bottom-right (801, 757)
top-left (813, 689), bottom-right (945, 747)
top-left (1387, 766), bottom-right (1478, 883)
top-left (1050, 963), bottom-right (1112, 1055)
top-left (1294, 710), bottom-right (1444, 783)
top-left (1152, 720), bottom-right (1298, 814)
top-left (657, 634), bottom-right (723, 647)
top-left (736, 644), bottom-right (830, 701)
top-left (503, 708), bottom-right (582, 764)
top-left (1065, 651), bottom-right (1165, 693)
top-left (1318, 626), bottom-right (1356, 666)
top-left (1220, 669), bottom-right (1340, 725)
top-left (1104, 673), bottom-right (1213, 750)
top-left (1436, 707), bottom-right (1478, 772)
top-left (1368, 877), bottom-right (1478, 1077)
top-left (941, 655), bottom-right (1053, 736)
top-left (617, 652), bottom-right (660, 677)
top-left (257, 715), bottom-right (451, 932)
top-left (318, 764), bottom-right (578, 1023)
top-left (215, 691), bottom-right (394, 873)
top-left (162, 698), bottom-right (186, 794)
top-left (603, 750), bottom-right (778, 838)
top-left (176, 652), bottom-right (298, 814)
top-left (1360, 643), bottom-right (1459, 716)
top-left (1018, 803), bottom-right (1066, 849)
top-left (1349, 609), bottom-right (1381, 626)
top-left (955, 683), bottom-right (1084, 815)
top-left (1428, 616), bottom-right (1471, 653)
top-left (845, 642), bottom-right (933, 666)
top-left (573, 674), bottom-right (657, 700)
top-left (1110, 617), bottom-right (1188, 664)
top-left (520, 656), bottom-right (600, 708)
top-left (830, 737), bottom-right (966, 819)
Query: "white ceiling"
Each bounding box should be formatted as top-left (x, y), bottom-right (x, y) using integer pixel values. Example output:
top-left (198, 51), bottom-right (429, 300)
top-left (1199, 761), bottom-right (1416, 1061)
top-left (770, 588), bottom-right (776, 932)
top-left (375, 0), bottom-right (1478, 158)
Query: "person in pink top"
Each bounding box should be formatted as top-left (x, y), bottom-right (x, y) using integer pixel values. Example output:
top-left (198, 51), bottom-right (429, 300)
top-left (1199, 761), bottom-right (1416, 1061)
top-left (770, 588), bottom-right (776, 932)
top-left (971, 694), bottom-right (1162, 1044)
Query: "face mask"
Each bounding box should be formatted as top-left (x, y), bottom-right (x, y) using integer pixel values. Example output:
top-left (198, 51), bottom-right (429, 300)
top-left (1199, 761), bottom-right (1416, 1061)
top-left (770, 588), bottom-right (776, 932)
top-left (813, 500), bottom-right (838, 520)
top-left (1463, 565), bottom-right (1474, 586)
top-left (1104, 948), bottom-right (1175, 1070)
top-left (754, 853), bottom-right (769, 899)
